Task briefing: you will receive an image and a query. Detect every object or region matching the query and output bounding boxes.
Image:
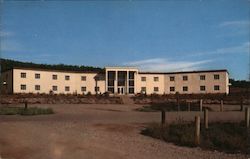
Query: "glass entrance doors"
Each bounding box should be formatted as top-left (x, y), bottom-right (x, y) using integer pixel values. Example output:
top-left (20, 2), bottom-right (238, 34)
top-left (117, 87), bottom-right (125, 95)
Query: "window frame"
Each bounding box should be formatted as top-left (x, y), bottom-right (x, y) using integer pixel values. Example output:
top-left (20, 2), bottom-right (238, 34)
top-left (35, 85), bottom-right (40, 90)
top-left (65, 75), bottom-right (70, 80)
top-left (170, 76), bottom-right (175, 81)
top-left (21, 84), bottom-right (26, 90)
top-left (141, 77), bottom-right (146, 82)
top-left (154, 87), bottom-right (159, 92)
top-left (154, 77), bottom-right (159, 82)
top-left (170, 86), bottom-right (175, 92)
top-left (52, 74), bottom-right (58, 80)
top-left (21, 72), bottom-right (26, 78)
top-left (183, 86), bottom-right (188, 92)
top-left (200, 85), bottom-right (206, 91)
top-left (183, 76), bottom-right (188, 81)
top-left (35, 73), bottom-right (40, 79)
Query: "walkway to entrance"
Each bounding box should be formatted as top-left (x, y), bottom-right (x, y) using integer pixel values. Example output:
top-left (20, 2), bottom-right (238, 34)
top-left (120, 95), bottom-right (134, 105)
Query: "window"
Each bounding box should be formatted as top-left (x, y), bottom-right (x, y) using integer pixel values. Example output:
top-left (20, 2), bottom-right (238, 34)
top-left (154, 77), bottom-right (159, 82)
top-left (81, 87), bottom-right (86, 92)
top-left (183, 86), bottom-right (188, 92)
top-left (65, 75), bottom-right (70, 80)
top-left (65, 86), bottom-right (70, 91)
top-left (95, 87), bottom-right (100, 92)
top-left (129, 88), bottom-right (134, 94)
top-left (170, 76), bottom-right (175, 81)
top-left (200, 86), bottom-right (206, 91)
top-left (214, 85), bottom-right (220, 91)
top-left (52, 74), bottom-right (57, 80)
top-left (35, 85), bottom-right (40, 90)
top-left (141, 87), bottom-right (146, 92)
top-left (52, 86), bottom-right (57, 91)
top-left (170, 87), bottom-right (175, 92)
top-left (35, 73), bottom-right (40, 79)
top-left (21, 72), bottom-right (26, 78)
top-left (141, 77), bottom-right (146, 81)
top-left (200, 75), bottom-right (206, 80)
top-left (214, 74), bottom-right (220, 80)
top-left (81, 76), bottom-right (86, 81)
top-left (183, 76), bottom-right (188, 81)
top-left (21, 84), bottom-right (26, 90)
top-left (154, 87), bottom-right (159, 92)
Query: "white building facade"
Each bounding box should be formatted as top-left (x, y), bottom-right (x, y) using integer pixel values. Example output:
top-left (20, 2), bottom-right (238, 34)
top-left (0, 67), bottom-right (230, 95)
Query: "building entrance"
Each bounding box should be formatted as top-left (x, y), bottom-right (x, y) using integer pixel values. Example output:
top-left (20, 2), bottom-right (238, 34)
top-left (117, 87), bottom-right (125, 95)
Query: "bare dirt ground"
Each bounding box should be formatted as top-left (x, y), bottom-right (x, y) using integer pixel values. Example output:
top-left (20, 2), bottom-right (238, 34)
top-left (0, 104), bottom-right (248, 159)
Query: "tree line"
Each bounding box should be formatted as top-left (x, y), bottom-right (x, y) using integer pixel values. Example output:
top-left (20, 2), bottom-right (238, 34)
top-left (0, 58), bottom-right (104, 73)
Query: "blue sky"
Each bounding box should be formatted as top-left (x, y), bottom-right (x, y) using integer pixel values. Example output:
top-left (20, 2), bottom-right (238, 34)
top-left (0, 0), bottom-right (249, 80)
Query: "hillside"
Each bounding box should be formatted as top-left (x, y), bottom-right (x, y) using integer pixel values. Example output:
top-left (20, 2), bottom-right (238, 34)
top-left (0, 58), bottom-right (104, 73)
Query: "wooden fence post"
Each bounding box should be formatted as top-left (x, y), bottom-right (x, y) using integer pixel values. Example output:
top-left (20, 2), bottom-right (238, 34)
top-left (24, 101), bottom-right (28, 110)
top-left (240, 98), bottom-right (244, 111)
top-left (199, 99), bottom-right (203, 112)
top-left (188, 102), bottom-right (191, 111)
top-left (220, 100), bottom-right (224, 112)
top-left (204, 109), bottom-right (208, 129)
top-left (195, 116), bottom-right (200, 145)
top-left (245, 107), bottom-right (250, 128)
top-left (161, 110), bottom-right (166, 125)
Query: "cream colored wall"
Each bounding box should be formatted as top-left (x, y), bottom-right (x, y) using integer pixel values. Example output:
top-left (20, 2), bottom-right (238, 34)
top-left (136, 74), bottom-right (165, 94)
top-left (0, 70), bottom-right (13, 94)
top-left (13, 69), bottom-right (105, 94)
top-left (163, 71), bottom-right (229, 94)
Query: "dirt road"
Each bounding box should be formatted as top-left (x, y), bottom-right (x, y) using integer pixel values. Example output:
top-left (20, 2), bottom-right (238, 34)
top-left (0, 104), bottom-right (247, 159)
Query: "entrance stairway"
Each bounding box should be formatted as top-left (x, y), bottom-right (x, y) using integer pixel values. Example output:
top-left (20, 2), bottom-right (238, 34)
top-left (120, 95), bottom-right (134, 105)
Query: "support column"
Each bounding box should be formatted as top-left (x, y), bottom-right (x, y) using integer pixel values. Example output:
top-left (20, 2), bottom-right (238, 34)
top-left (127, 71), bottom-right (129, 94)
top-left (114, 71), bottom-right (118, 94)
top-left (105, 70), bottom-right (108, 92)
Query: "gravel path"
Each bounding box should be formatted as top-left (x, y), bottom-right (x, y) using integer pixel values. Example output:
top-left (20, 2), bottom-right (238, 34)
top-left (0, 104), bottom-right (248, 159)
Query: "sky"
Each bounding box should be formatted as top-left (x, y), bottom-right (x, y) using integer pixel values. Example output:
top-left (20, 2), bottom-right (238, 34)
top-left (0, 0), bottom-right (249, 80)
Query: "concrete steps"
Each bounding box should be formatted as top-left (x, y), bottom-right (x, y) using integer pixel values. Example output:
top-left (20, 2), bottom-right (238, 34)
top-left (120, 96), bottom-right (134, 105)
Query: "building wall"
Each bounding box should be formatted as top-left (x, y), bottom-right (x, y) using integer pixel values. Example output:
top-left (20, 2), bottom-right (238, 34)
top-left (13, 69), bottom-right (105, 94)
top-left (0, 70), bottom-right (13, 94)
top-left (136, 74), bottom-right (165, 94)
top-left (163, 71), bottom-right (229, 94)
top-left (1, 67), bottom-right (229, 95)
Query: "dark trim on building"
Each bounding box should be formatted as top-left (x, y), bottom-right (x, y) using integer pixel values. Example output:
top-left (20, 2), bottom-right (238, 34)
top-left (139, 69), bottom-right (229, 75)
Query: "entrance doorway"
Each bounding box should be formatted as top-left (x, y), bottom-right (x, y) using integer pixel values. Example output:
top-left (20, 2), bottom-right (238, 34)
top-left (117, 87), bottom-right (125, 95)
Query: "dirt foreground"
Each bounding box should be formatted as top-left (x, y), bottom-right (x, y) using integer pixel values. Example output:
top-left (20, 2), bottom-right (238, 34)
top-left (0, 104), bottom-right (248, 159)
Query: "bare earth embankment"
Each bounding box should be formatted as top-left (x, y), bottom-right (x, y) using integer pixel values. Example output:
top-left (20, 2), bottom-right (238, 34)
top-left (0, 104), bottom-right (248, 159)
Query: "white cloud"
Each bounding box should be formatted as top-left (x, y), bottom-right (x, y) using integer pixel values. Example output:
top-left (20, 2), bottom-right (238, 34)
top-left (219, 20), bottom-right (250, 28)
top-left (189, 42), bottom-right (249, 57)
top-left (0, 31), bottom-right (14, 37)
top-left (124, 58), bottom-right (212, 72)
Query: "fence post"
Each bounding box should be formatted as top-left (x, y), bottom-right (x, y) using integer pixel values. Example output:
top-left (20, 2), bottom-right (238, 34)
top-left (220, 100), bottom-right (224, 112)
top-left (24, 101), bottom-right (28, 110)
top-left (188, 102), bottom-right (191, 111)
top-left (199, 99), bottom-right (203, 112)
top-left (204, 109), bottom-right (208, 129)
top-left (245, 107), bottom-right (250, 128)
top-left (195, 116), bottom-right (200, 145)
top-left (161, 110), bottom-right (166, 125)
top-left (240, 98), bottom-right (244, 111)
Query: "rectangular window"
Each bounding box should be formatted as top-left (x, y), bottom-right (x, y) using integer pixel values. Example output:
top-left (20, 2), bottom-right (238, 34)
top-left (65, 86), bottom-right (70, 91)
top-left (141, 87), bottom-right (146, 92)
top-left (141, 77), bottom-right (146, 81)
top-left (214, 85), bottom-right (220, 91)
top-left (95, 87), bottom-right (100, 92)
top-left (21, 72), bottom-right (26, 78)
top-left (81, 76), bottom-right (86, 81)
top-left (35, 85), bottom-right (40, 90)
top-left (21, 84), bottom-right (26, 90)
top-left (200, 75), bottom-right (206, 80)
top-left (52, 74), bottom-right (57, 80)
top-left (65, 75), bottom-right (70, 80)
top-left (214, 74), bottom-right (220, 80)
top-left (183, 86), bottom-right (188, 92)
top-left (154, 87), bottom-right (159, 92)
top-left (129, 88), bottom-right (134, 94)
top-left (52, 86), bottom-right (58, 91)
top-left (170, 87), bottom-right (175, 92)
top-left (81, 86), bottom-right (86, 92)
top-left (183, 76), bottom-right (188, 81)
top-left (154, 77), bottom-right (159, 82)
top-left (170, 76), bottom-right (175, 81)
top-left (35, 73), bottom-right (40, 79)
top-left (200, 86), bottom-right (206, 91)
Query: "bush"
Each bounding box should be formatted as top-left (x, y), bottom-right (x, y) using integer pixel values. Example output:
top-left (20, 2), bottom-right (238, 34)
top-left (0, 107), bottom-right (54, 115)
top-left (141, 122), bottom-right (248, 154)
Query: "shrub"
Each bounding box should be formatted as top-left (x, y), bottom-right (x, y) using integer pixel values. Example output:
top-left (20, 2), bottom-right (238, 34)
top-left (0, 107), bottom-right (54, 115)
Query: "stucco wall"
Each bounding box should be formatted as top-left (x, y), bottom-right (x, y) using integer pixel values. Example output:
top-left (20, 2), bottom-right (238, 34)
top-left (13, 69), bottom-right (105, 94)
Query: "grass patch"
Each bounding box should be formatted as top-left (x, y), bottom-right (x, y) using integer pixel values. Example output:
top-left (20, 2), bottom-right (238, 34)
top-left (141, 121), bottom-right (249, 154)
top-left (0, 107), bottom-right (54, 115)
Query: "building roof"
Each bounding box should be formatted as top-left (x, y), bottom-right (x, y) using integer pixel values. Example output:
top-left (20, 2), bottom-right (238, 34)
top-left (139, 69), bottom-right (229, 75)
top-left (8, 67), bottom-right (104, 74)
top-left (4, 67), bottom-right (228, 75)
